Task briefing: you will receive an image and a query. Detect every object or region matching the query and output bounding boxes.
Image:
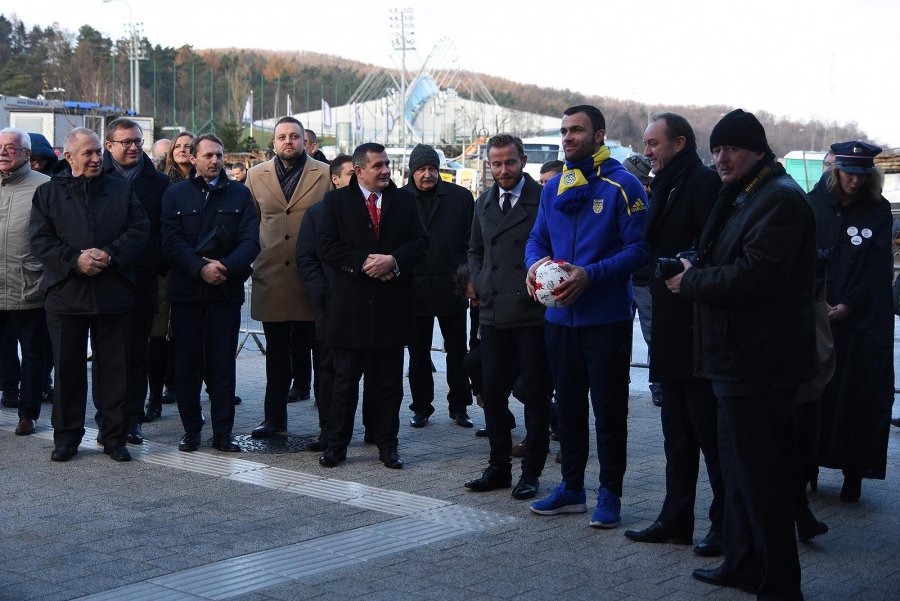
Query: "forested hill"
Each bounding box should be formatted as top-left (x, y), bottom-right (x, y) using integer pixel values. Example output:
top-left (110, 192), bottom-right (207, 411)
top-left (0, 14), bottom-right (867, 158)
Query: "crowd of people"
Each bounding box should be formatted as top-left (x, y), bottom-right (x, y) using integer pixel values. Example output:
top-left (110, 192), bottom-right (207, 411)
top-left (0, 102), bottom-right (895, 601)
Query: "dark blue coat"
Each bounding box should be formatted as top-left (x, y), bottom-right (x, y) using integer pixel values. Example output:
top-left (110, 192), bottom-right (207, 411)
top-left (161, 169), bottom-right (260, 304)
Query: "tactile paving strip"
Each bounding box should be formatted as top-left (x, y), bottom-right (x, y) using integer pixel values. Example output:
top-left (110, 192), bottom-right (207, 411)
top-left (1, 409), bottom-right (520, 601)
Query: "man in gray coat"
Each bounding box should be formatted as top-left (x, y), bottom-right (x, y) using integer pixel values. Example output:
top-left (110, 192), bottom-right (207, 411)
top-left (0, 127), bottom-right (49, 436)
top-left (465, 133), bottom-right (550, 500)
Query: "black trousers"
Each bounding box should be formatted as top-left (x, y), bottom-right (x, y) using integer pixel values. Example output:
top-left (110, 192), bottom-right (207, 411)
top-left (171, 302), bottom-right (240, 436)
top-left (147, 337), bottom-right (174, 398)
top-left (314, 339), bottom-right (334, 442)
top-left (0, 309), bottom-right (47, 420)
top-left (290, 320), bottom-right (316, 392)
top-left (408, 311), bottom-right (471, 417)
top-left (125, 308), bottom-right (155, 425)
top-left (657, 379), bottom-right (724, 537)
top-left (47, 311), bottom-right (131, 447)
top-left (547, 321), bottom-right (631, 495)
top-left (262, 320), bottom-right (315, 427)
top-left (480, 324), bottom-right (549, 476)
top-left (714, 382), bottom-right (802, 601)
top-left (328, 346), bottom-right (403, 452)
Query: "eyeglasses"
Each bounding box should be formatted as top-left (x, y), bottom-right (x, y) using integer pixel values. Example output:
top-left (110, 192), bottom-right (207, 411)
top-left (822, 161), bottom-right (835, 170)
top-left (0, 145), bottom-right (23, 154)
top-left (109, 139), bottom-right (143, 148)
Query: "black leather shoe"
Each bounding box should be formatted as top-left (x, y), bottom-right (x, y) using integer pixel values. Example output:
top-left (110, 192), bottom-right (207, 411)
top-left (178, 432), bottom-right (200, 452)
top-left (449, 410), bottom-right (474, 428)
top-left (510, 439), bottom-right (527, 458)
top-left (363, 432), bottom-right (376, 444)
top-left (42, 386), bottom-right (53, 403)
top-left (692, 565), bottom-right (759, 594)
top-left (251, 421), bottom-right (287, 438)
top-left (212, 433), bottom-right (241, 452)
top-left (96, 430), bottom-right (106, 445)
top-left (892, 417), bottom-right (900, 428)
top-left (319, 448), bottom-right (346, 467)
top-left (464, 466), bottom-right (512, 492)
top-left (287, 385), bottom-right (310, 402)
top-left (160, 387), bottom-right (177, 404)
top-left (304, 439), bottom-right (328, 452)
top-left (511, 474), bottom-right (539, 499)
top-left (693, 529), bottom-right (723, 556)
top-left (475, 427), bottom-right (489, 438)
top-left (233, 395), bottom-right (242, 406)
top-left (127, 423), bottom-right (144, 445)
top-left (409, 412), bottom-right (429, 428)
top-left (797, 508), bottom-right (828, 542)
top-left (624, 521), bottom-right (692, 545)
top-left (50, 444), bottom-right (78, 462)
top-left (144, 399), bottom-right (162, 422)
top-left (15, 417), bottom-right (36, 436)
top-left (1, 389), bottom-right (19, 408)
top-left (379, 448), bottom-right (404, 469)
top-left (104, 445), bottom-right (132, 462)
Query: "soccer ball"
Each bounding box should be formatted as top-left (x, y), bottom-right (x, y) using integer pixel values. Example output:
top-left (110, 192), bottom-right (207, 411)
top-left (533, 261), bottom-right (570, 308)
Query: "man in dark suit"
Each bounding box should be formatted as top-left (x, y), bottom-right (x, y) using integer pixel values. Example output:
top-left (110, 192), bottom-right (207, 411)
top-left (161, 133), bottom-right (260, 453)
top-left (623, 112), bottom-right (724, 556)
top-left (404, 143), bottom-right (475, 429)
top-left (316, 142), bottom-right (428, 469)
top-left (101, 118), bottom-right (169, 445)
top-left (465, 134), bottom-right (550, 500)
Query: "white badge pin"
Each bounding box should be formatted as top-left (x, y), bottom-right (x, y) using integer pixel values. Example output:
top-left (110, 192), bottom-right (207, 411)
top-left (851, 235), bottom-right (863, 245)
top-left (847, 226), bottom-right (859, 236)
top-left (861, 228), bottom-right (872, 238)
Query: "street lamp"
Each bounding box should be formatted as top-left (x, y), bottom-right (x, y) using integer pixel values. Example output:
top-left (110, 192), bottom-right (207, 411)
top-left (102, 0), bottom-right (146, 114)
top-left (389, 7), bottom-right (415, 152)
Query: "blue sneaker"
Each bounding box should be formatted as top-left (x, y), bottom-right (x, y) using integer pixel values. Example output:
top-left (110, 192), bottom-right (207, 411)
top-left (530, 482), bottom-right (587, 515)
top-left (590, 487), bottom-right (621, 528)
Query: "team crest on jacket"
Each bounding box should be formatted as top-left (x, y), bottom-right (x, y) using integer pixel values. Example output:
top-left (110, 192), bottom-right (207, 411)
top-left (593, 199), bottom-right (604, 214)
top-left (563, 172), bottom-right (577, 187)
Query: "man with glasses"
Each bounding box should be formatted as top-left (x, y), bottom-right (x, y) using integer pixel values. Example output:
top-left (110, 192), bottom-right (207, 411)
top-left (102, 118), bottom-right (169, 446)
top-left (30, 127), bottom-right (149, 462)
top-left (0, 128), bottom-right (50, 437)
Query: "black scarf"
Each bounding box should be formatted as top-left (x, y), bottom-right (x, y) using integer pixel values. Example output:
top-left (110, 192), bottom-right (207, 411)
top-left (274, 153), bottom-right (306, 201)
top-left (110, 157), bottom-right (143, 181)
top-left (696, 153), bottom-right (779, 261)
top-left (649, 148), bottom-right (699, 206)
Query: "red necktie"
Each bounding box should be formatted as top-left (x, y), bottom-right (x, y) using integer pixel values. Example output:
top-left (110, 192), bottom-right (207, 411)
top-left (366, 192), bottom-right (380, 238)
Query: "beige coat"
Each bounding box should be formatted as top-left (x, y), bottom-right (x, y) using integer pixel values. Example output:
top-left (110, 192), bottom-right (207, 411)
top-left (246, 156), bottom-right (332, 322)
top-left (0, 163), bottom-right (49, 311)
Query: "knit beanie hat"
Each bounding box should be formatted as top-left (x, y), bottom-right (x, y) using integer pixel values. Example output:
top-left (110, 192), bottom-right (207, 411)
top-left (408, 144), bottom-right (440, 174)
top-left (623, 154), bottom-right (653, 185)
top-left (709, 109), bottom-right (770, 153)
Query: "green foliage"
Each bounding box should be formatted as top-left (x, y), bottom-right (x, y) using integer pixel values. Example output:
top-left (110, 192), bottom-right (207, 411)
top-left (218, 121), bottom-right (243, 152)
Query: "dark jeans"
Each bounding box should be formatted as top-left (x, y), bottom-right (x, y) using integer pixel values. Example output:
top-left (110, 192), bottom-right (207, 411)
top-left (262, 320), bottom-right (315, 426)
top-left (47, 311), bottom-right (131, 447)
top-left (657, 379), bottom-right (724, 536)
top-left (328, 346), bottom-right (404, 452)
top-left (408, 312), bottom-right (471, 417)
top-left (547, 321), bottom-right (631, 495)
top-left (171, 302), bottom-right (240, 436)
top-left (0, 309), bottom-right (47, 420)
top-left (1, 310), bottom-right (53, 393)
top-left (714, 382), bottom-right (802, 601)
top-left (480, 324), bottom-right (549, 476)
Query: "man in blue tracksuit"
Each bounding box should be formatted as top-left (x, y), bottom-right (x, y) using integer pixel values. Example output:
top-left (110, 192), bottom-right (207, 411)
top-left (526, 105), bottom-right (648, 528)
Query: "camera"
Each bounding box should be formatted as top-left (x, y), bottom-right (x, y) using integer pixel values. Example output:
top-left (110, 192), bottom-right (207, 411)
top-left (654, 250), bottom-right (701, 280)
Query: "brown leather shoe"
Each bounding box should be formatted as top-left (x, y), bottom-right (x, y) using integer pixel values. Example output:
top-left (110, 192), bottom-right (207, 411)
top-left (15, 417), bottom-right (35, 436)
top-left (511, 439), bottom-right (527, 458)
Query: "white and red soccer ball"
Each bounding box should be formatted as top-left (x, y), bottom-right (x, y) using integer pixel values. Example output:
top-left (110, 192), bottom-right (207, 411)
top-left (533, 260), bottom-right (571, 308)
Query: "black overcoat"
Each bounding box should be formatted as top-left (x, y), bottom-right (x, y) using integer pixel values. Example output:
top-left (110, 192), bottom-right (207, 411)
top-left (317, 175), bottom-right (428, 349)
top-left (646, 150), bottom-right (719, 382)
top-left (404, 179), bottom-right (473, 317)
top-left (809, 176), bottom-right (894, 479)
